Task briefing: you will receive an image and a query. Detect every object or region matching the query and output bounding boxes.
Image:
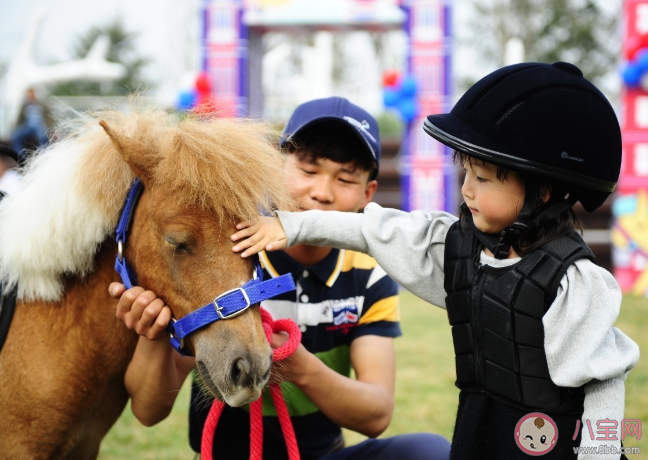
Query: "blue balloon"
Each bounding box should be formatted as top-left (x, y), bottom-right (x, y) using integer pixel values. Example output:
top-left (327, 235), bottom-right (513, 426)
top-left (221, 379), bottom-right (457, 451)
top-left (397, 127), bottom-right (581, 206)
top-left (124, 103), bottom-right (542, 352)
top-left (397, 98), bottom-right (418, 123)
top-left (623, 64), bottom-right (642, 87)
top-left (177, 89), bottom-right (197, 111)
top-left (400, 76), bottom-right (418, 98)
top-left (383, 88), bottom-right (400, 108)
top-left (636, 49), bottom-right (648, 71)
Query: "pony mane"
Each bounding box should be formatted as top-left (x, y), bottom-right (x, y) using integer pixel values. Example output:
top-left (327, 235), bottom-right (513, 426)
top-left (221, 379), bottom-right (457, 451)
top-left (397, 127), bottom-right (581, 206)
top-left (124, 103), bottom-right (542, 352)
top-left (0, 107), bottom-right (293, 301)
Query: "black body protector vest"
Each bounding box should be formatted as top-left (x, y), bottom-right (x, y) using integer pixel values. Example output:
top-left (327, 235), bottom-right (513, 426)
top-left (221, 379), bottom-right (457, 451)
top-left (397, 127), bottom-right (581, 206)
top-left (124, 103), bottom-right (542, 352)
top-left (444, 221), bottom-right (595, 413)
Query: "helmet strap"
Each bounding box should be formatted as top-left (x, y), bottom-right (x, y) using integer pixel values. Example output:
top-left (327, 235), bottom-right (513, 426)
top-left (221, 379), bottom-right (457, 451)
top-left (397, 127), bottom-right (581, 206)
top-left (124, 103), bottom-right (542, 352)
top-left (490, 187), bottom-right (539, 259)
top-left (464, 204), bottom-right (505, 257)
top-left (464, 192), bottom-right (577, 260)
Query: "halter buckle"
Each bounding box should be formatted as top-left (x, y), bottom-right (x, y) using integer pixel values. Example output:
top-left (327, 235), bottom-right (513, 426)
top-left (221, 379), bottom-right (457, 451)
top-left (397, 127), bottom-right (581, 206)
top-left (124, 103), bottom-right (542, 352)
top-left (214, 287), bottom-right (251, 319)
top-left (169, 318), bottom-right (185, 350)
top-left (117, 240), bottom-right (124, 263)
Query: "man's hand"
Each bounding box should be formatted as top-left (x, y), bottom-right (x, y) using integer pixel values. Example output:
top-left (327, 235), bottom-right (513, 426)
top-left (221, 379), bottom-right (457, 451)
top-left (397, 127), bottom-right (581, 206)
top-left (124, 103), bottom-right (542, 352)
top-left (110, 283), bottom-right (172, 341)
top-left (110, 283), bottom-right (194, 427)
top-left (270, 332), bottom-right (313, 385)
top-left (231, 216), bottom-right (288, 258)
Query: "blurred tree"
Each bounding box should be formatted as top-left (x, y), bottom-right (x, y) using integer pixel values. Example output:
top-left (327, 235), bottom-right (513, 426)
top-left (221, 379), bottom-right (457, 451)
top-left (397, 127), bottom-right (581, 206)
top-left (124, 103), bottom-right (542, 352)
top-left (49, 19), bottom-right (153, 96)
top-left (376, 111), bottom-right (404, 139)
top-left (466, 0), bottom-right (619, 88)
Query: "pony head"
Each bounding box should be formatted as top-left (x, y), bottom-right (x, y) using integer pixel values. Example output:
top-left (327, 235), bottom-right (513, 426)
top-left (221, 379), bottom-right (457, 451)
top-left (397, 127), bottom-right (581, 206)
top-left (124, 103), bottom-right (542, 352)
top-left (0, 107), bottom-right (295, 406)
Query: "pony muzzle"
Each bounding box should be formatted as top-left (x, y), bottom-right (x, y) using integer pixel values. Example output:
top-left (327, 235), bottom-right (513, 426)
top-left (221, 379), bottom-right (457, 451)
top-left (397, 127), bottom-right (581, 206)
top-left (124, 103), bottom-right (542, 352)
top-left (196, 350), bottom-right (272, 407)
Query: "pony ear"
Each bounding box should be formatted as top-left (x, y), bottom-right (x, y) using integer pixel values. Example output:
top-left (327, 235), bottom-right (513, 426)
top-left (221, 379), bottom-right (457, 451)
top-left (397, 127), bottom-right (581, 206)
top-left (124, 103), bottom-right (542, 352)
top-left (99, 120), bottom-right (157, 183)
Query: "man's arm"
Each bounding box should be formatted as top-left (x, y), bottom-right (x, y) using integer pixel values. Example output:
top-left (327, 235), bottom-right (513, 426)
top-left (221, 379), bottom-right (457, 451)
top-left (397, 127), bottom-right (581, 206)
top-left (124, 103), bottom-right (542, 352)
top-left (111, 283), bottom-right (196, 426)
top-left (125, 335), bottom-right (195, 426)
top-left (112, 281), bottom-right (397, 436)
top-left (277, 334), bottom-right (395, 438)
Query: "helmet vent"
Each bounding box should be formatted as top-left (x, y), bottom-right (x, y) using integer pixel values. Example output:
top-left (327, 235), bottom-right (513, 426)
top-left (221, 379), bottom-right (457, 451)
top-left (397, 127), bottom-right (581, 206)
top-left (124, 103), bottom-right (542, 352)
top-left (496, 101), bottom-right (526, 125)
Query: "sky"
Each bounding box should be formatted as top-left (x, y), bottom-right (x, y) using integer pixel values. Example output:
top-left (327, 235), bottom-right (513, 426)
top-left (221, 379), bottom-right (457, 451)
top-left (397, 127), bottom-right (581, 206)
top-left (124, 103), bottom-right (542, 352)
top-left (0, 0), bottom-right (621, 111)
top-left (0, 0), bottom-right (200, 103)
top-left (0, 1), bottom-right (481, 100)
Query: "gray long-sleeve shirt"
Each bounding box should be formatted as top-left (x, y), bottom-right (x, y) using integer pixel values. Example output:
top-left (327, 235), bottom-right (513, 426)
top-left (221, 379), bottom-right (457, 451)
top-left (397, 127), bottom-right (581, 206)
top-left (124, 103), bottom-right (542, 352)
top-left (277, 203), bottom-right (640, 459)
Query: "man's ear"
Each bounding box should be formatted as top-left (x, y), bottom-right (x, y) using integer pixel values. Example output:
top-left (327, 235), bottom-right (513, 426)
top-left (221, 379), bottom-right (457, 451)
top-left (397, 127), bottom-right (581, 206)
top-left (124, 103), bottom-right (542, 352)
top-left (361, 179), bottom-right (378, 210)
top-left (99, 120), bottom-right (158, 184)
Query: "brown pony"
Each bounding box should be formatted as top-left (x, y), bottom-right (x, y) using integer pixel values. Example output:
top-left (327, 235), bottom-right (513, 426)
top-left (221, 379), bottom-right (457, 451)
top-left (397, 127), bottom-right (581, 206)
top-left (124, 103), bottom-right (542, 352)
top-left (0, 107), bottom-right (293, 459)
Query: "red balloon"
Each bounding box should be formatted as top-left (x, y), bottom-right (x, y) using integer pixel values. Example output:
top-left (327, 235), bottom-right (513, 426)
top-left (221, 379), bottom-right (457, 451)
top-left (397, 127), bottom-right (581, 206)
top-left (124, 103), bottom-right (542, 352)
top-left (627, 34), bottom-right (648, 61)
top-left (383, 70), bottom-right (400, 87)
top-left (640, 33), bottom-right (648, 48)
top-left (195, 72), bottom-right (211, 94)
top-left (627, 43), bottom-right (639, 61)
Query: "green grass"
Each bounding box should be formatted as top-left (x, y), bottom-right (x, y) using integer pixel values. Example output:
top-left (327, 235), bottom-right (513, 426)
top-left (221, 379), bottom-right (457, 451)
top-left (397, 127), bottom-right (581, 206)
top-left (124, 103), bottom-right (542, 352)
top-left (99, 291), bottom-right (648, 459)
top-left (98, 381), bottom-right (194, 460)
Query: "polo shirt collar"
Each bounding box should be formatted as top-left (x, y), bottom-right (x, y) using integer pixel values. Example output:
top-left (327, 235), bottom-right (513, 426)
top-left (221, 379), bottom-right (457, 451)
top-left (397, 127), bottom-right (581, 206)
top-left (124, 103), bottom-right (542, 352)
top-left (259, 248), bottom-right (345, 287)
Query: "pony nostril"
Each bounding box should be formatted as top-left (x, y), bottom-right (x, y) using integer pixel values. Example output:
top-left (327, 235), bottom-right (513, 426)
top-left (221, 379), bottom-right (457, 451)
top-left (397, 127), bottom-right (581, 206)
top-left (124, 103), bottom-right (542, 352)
top-left (231, 357), bottom-right (251, 386)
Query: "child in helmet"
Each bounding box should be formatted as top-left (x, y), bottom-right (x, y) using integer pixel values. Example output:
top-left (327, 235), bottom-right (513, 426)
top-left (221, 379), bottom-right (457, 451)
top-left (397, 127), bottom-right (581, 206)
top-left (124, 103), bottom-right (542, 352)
top-left (231, 62), bottom-right (640, 459)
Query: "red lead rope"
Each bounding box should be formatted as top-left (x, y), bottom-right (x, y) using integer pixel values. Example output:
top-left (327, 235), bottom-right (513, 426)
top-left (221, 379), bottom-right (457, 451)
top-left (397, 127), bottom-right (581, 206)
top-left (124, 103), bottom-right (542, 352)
top-left (201, 307), bottom-right (302, 460)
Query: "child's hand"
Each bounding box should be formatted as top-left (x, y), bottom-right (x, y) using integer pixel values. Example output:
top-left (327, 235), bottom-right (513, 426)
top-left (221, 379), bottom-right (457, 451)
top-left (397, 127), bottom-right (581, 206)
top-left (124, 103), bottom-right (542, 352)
top-left (110, 282), bottom-right (172, 341)
top-left (231, 216), bottom-right (288, 257)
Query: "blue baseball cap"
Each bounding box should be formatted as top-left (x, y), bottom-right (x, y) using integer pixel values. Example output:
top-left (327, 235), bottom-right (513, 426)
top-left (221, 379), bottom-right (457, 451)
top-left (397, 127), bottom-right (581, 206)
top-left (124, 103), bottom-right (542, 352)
top-left (281, 97), bottom-right (381, 168)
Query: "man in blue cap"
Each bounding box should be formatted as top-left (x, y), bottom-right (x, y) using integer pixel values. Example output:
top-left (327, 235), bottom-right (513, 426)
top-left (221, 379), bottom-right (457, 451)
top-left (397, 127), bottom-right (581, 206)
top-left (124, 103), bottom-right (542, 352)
top-left (111, 97), bottom-right (451, 460)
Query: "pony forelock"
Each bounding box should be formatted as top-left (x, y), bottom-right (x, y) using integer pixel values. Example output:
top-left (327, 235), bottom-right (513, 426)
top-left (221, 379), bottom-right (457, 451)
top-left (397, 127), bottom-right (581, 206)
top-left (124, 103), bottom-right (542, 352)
top-left (0, 107), bottom-right (292, 301)
top-left (154, 117), bottom-right (292, 223)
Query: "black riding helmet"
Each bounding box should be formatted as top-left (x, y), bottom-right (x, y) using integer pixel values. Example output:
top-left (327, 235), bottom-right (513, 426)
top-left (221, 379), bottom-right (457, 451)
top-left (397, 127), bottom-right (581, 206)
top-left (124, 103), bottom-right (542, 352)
top-left (423, 62), bottom-right (622, 257)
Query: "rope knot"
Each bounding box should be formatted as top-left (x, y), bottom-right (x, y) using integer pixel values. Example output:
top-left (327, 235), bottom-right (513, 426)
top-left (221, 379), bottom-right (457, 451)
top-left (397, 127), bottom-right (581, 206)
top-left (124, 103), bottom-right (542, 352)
top-left (201, 307), bottom-right (302, 460)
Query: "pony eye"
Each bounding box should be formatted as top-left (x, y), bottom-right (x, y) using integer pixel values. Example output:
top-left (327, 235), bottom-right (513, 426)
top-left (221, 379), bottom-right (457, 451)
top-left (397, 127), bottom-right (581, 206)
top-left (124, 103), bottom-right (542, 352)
top-left (164, 235), bottom-right (191, 254)
top-left (541, 435), bottom-right (546, 444)
top-left (174, 243), bottom-right (190, 254)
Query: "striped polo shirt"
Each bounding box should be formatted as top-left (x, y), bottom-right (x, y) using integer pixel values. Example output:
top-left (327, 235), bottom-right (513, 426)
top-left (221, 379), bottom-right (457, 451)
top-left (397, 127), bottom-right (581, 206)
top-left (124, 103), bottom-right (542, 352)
top-left (189, 248), bottom-right (401, 460)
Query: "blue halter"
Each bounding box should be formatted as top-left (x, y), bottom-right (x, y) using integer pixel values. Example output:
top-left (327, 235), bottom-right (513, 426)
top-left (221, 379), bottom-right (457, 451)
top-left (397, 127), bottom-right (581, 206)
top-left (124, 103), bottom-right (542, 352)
top-left (114, 179), bottom-right (295, 355)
